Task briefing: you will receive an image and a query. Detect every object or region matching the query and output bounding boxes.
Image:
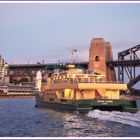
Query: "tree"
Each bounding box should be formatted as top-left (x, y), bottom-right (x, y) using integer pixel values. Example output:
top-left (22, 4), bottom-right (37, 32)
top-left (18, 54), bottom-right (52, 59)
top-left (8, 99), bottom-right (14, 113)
top-left (19, 77), bottom-right (29, 83)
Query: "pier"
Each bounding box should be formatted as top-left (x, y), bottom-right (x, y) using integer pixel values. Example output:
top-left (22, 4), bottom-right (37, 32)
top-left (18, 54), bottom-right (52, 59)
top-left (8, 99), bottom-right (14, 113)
top-left (0, 85), bottom-right (36, 98)
top-left (0, 94), bottom-right (35, 98)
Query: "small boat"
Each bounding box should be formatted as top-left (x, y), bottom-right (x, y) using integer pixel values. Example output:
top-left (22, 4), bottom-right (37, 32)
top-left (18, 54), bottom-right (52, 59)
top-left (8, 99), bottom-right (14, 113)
top-left (35, 65), bottom-right (138, 113)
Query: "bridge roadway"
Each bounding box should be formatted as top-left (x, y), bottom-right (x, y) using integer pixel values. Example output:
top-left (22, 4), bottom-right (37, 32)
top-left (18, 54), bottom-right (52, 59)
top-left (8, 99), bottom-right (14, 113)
top-left (9, 61), bottom-right (89, 69)
top-left (107, 60), bottom-right (140, 67)
top-left (9, 59), bottom-right (140, 69)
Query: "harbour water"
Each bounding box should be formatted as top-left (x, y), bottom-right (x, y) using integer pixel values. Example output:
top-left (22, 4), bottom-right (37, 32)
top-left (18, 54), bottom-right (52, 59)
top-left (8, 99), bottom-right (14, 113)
top-left (0, 98), bottom-right (140, 137)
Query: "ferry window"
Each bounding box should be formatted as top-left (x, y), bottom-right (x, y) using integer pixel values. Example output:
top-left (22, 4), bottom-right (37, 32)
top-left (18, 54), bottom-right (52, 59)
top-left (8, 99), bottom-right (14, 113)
top-left (61, 90), bottom-right (65, 98)
top-left (61, 99), bottom-right (67, 103)
top-left (69, 92), bottom-right (71, 98)
top-left (95, 78), bottom-right (98, 82)
top-left (78, 78), bottom-right (81, 82)
top-left (90, 78), bottom-right (94, 82)
top-left (85, 78), bottom-right (88, 83)
top-left (99, 78), bottom-right (102, 82)
top-left (95, 56), bottom-right (100, 61)
top-left (50, 98), bottom-right (54, 101)
top-left (70, 78), bottom-right (73, 83)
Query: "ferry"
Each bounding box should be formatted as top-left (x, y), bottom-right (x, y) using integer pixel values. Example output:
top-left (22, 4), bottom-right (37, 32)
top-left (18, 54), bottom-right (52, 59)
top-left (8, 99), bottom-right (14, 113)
top-left (35, 38), bottom-right (139, 113)
top-left (35, 65), bottom-right (138, 113)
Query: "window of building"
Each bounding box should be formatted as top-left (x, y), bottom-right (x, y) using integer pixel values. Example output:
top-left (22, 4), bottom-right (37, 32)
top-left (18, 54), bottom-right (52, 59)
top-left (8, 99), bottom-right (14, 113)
top-left (95, 56), bottom-right (100, 61)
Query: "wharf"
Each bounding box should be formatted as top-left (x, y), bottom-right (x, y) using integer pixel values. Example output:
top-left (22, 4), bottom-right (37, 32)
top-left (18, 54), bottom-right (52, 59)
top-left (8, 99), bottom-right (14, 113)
top-left (0, 85), bottom-right (37, 98)
top-left (0, 94), bottom-right (35, 98)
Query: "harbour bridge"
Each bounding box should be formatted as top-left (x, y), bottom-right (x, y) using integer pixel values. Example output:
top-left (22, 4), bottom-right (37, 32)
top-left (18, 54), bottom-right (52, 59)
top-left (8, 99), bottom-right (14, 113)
top-left (107, 44), bottom-right (140, 91)
top-left (9, 45), bottom-right (140, 90)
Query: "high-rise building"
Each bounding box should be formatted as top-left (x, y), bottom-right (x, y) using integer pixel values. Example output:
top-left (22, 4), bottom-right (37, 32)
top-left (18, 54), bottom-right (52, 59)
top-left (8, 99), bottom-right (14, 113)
top-left (88, 38), bottom-right (116, 82)
top-left (0, 55), bottom-right (8, 83)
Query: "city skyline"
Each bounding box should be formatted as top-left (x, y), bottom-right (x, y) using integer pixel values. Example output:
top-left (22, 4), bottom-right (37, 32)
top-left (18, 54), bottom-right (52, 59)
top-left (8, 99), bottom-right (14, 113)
top-left (0, 3), bottom-right (140, 64)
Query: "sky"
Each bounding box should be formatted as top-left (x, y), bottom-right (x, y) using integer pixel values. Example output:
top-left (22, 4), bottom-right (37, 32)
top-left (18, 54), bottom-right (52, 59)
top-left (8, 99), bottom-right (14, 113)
top-left (0, 3), bottom-right (140, 64)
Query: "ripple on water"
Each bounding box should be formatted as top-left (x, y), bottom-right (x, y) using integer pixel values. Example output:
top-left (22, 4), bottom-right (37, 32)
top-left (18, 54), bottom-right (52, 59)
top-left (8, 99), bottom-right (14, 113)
top-left (0, 98), bottom-right (140, 137)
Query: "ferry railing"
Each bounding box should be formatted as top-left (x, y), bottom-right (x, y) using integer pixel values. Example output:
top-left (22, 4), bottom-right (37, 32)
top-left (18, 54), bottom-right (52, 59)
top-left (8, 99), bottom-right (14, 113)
top-left (52, 80), bottom-right (125, 84)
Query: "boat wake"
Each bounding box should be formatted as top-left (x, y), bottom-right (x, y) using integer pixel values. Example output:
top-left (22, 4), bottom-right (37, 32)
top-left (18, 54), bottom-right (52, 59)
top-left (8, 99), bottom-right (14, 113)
top-left (87, 110), bottom-right (140, 128)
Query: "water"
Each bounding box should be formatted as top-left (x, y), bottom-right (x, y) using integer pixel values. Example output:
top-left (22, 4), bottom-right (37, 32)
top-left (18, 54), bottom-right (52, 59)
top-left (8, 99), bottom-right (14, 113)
top-left (0, 98), bottom-right (140, 137)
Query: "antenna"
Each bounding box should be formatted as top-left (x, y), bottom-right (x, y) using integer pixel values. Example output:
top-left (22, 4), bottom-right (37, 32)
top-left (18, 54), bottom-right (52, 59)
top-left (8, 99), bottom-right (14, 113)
top-left (71, 49), bottom-right (77, 63)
